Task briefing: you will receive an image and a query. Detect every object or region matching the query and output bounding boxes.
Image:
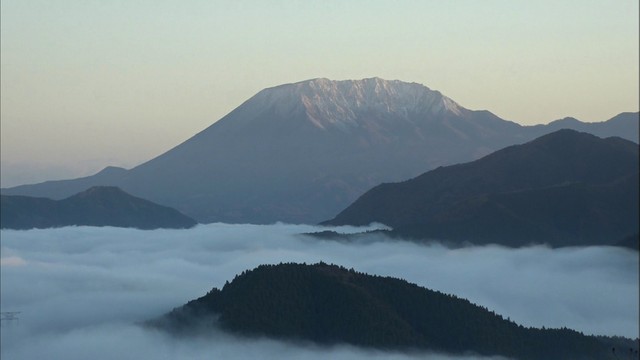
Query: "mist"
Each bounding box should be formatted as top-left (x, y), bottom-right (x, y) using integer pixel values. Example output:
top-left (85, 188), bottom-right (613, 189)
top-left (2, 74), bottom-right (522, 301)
top-left (1, 223), bottom-right (638, 359)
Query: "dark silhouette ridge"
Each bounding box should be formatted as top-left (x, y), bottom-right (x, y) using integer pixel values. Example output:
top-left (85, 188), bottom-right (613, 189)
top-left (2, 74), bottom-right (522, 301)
top-left (616, 233), bottom-right (640, 251)
top-left (323, 130), bottom-right (639, 247)
top-left (1, 186), bottom-right (197, 230)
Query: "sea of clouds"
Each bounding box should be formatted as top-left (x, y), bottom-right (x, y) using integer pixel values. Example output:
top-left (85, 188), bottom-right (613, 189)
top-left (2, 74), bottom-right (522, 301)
top-left (1, 223), bottom-right (638, 360)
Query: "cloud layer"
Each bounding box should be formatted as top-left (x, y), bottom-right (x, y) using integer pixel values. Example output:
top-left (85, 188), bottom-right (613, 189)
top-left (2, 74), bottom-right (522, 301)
top-left (1, 223), bottom-right (638, 359)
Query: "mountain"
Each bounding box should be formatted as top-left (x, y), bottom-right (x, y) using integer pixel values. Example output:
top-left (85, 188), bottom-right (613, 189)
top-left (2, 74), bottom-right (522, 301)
top-left (323, 130), bottom-right (639, 247)
top-left (616, 233), bottom-right (640, 251)
top-left (151, 262), bottom-right (635, 360)
top-left (2, 78), bottom-right (638, 224)
top-left (528, 112), bottom-right (640, 140)
top-left (0, 186), bottom-right (197, 230)
top-left (0, 166), bottom-right (129, 200)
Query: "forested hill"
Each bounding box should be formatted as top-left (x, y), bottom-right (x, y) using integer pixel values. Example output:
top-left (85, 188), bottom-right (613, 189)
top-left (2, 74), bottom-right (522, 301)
top-left (152, 263), bottom-right (636, 360)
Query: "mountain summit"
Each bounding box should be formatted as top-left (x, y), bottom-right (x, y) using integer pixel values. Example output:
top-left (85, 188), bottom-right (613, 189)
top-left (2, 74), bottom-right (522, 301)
top-left (244, 78), bottom-right (464, 131)
top-left (2, 79), bottom-right (638, 224)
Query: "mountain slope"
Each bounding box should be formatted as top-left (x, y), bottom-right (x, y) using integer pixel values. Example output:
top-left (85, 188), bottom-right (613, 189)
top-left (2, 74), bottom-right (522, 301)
top-left (152, 263), bottom-right (633, 360)
top-left (323, 130), bottom-right (639, 247)
top-left (1, 186), bottom-right (197, 230)
top-left (2, 78), bottom-right (638, 224)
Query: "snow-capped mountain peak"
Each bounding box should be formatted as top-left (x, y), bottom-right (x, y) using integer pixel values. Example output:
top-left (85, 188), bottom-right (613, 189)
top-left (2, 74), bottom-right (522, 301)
top-left (251, 78), bottom-right (466, 130)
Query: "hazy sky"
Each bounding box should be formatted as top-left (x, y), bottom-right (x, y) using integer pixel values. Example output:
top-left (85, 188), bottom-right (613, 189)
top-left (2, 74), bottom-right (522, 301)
top-left (1, 223), bottom-right (637, 359)
top-left (1, 1), bottom-right (639, 187)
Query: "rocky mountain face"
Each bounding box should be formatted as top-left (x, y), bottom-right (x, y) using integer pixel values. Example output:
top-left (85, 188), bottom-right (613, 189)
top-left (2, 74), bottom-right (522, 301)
top-left (151, 262), bottom-right (633, 360)
top-left (1, 186), bottom-right (197, 230)
top-left (323, 130), bottom-right (639, 247)
top-left (2, 78), bottom-right (638, 224)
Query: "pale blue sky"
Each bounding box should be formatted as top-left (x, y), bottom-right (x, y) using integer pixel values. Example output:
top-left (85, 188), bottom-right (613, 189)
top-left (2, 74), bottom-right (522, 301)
top-left (1, 0), bottom-right (638, 186)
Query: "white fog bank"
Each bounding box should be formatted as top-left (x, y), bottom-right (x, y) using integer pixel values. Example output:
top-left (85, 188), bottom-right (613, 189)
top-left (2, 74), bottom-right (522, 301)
top-left (1, 223), bottom-right (638, 359)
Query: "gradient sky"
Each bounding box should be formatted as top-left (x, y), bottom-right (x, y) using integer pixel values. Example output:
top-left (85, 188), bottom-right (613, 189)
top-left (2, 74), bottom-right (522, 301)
top-left (1, 0), bottom-right (638, 187)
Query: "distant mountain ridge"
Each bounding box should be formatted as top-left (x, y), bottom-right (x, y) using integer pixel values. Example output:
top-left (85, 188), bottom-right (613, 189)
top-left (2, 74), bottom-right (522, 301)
top-left (2, 78), bottom-right (638, 224)
top-left (527, 112), bottom-right (639, 140)
top-left (323, 130), bottom-right (639, 247)
top-left (152, 262), bottom-right (635, 360)
top-left (1, 186), bottom-right (197, 230)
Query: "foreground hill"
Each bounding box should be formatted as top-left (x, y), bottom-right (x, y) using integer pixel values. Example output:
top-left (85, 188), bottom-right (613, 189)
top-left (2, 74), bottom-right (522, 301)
top-left (323, 130), bottom-right (639, 247)
top-left (2, 78), bottom-right (638, 224)
top-left (152, 263), bottom-right (635, 360)
top-left (0, 186), bottom-right (197, 230)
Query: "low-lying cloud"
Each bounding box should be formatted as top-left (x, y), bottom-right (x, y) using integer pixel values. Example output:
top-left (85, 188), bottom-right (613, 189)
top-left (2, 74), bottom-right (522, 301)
top-left (1, 223), bottom-right (638, 359)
